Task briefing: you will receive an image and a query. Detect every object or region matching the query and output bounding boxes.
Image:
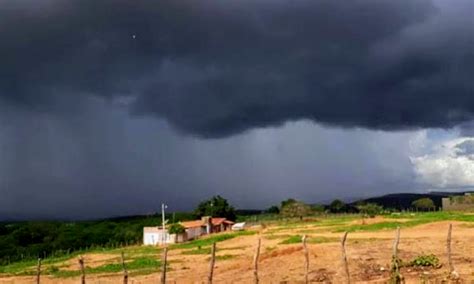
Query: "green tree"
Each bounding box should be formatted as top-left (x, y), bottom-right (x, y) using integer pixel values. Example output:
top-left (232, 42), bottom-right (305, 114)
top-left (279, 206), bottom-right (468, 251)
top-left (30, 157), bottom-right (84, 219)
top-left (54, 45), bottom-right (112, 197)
top-left (329, 199), bottom-right (346, 213)
top-left (280, 200), bottom-right (313, 218)
top-left (411, 198), bottom-right (435, 211)
top-left (194, 195), bottom-right (236, 221)
top-left (168, 223), bottom-right (185, 234)
top-left (266, 205), bottom-right (280, 214)
top-left (311, 204), bottom-right (326, 213)
top-left (280, 198), bottom-right (297, 208)
top-left (357, 203), bottom-right (383, 218)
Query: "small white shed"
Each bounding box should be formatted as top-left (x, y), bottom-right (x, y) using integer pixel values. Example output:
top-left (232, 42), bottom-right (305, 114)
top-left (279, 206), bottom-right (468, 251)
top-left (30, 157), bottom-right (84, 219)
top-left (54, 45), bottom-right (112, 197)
top-left (231, 222), bottom-right (246, 231)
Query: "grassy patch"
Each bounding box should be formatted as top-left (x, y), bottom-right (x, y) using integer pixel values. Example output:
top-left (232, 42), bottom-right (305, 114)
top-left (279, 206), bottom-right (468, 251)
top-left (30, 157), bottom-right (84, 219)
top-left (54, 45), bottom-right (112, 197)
top-left (278, 235), bottom-right (338, 245)
top-left (94, 257), bottom-right (160, 273)
top-left (385, 211), bottom-right (474, 222)
top-left (278, 235), bottom-right (302, 244)
top-left (333, 212), bottom-right (474, 233)
top-left (265, 246), bottom-right (277, 252)
top-left (215, 254), bottom-right (235, 261)
top-left (264, 234), bottom-right (294, 240)
top-left (205, 254), bottom-right (236, 261)
top-left (333, 221), bottom-right (410, 233)
top-left (219, 246), bottom-right (247, 251)
top-left (171, 231), bottom-right (256, 250)
top-left (50, 257), bottom-right (162, 278)
top-left (182, 248), bottom-right (211, 255)
top-left (264, 216), bottom-right (359, 234)
top-left (116, 246), bottom-right (162, 255)
top-left (0, 245), bottom-right (162, 276)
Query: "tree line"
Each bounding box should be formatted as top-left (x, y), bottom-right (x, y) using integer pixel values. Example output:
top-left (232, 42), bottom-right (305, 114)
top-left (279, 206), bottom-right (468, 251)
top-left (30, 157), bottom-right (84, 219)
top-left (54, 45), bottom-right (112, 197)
top-left (265, 197), bottom-right (437, 217)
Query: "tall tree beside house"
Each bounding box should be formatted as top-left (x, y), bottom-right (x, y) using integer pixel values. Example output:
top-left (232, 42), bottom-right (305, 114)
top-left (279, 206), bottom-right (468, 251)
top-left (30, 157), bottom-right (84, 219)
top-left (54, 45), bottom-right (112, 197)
top-left (194, 195), bottom-right (236, 221)
top-left (411, 198), bottom-right (436, 211)
top-left (168, 223), bottom-right (185, 235)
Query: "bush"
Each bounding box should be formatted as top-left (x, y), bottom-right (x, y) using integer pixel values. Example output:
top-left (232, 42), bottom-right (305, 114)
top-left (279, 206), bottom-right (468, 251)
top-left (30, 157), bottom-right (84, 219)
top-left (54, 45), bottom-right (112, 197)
top-left (168, 223), bottom-right (185, 235)
top-left (357, 203), bottom-right (383, 218)
top-left (280, 200), bottom-right (313, 217)
top-left (408, 254), bottom-right (440, 268)
top-left (411, 198), bottom-right (435, 211)
top-left (265, 206), bottom-right (280, 214)
top-left (329, 199), bottom-right (346, 213)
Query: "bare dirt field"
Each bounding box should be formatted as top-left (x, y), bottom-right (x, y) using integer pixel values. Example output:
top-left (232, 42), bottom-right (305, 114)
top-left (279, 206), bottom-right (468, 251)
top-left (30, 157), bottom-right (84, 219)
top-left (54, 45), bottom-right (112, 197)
top-left (1, 216), bottom-right (473, 283)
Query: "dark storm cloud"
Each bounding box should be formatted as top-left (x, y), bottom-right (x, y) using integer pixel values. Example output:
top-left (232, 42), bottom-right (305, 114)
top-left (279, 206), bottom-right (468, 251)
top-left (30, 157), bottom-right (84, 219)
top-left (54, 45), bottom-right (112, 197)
top-left (1, 0), bottom-right (473, 137)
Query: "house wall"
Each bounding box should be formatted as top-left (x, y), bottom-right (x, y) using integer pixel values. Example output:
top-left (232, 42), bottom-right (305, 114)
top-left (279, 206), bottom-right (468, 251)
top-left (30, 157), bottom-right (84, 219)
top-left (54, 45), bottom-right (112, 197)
top-left (143, 232), bottom-right (160, 245)
top-left (186, 227), bottom-right (203, 240)
top-left (143, 229), bottom-right (176, 245)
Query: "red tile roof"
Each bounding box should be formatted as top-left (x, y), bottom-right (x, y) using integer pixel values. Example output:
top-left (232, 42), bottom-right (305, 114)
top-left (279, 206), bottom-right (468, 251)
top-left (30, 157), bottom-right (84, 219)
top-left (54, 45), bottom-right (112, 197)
top-left (180, 220), bottom-right (204, 229)
top-left (179, 217), bottom-right (234, 228)
top-left (211, 218), bottom-right (234, 225)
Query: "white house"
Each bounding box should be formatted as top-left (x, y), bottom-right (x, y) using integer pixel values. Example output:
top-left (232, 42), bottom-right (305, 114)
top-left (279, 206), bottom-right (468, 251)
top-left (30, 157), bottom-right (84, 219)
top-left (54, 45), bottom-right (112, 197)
top-left (143, 227), bottom-right (176, 245)
top-left (143, 217), bottom-right (235, 245)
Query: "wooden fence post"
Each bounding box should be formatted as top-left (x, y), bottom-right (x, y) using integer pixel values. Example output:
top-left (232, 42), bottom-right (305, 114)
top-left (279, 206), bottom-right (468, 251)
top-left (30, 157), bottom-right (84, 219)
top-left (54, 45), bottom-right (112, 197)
top-left (208, 242), bottom-right (216, 284)
top-left (121, 252), bottom-right (128, 284)
top-left (341, 232), bottom-right (350, 284)
top-left (161, 247), bottom-right (168, 284)
top-left (390, 227), bottom-right (403, 284)
top-left (253, 238), bottom-right (261, 284)
top-left (302, 235), bottom-right (309, 284)
top-left (36, 258), bottom-right (42, 284)
top-left (79, 256), bottom-right (86, 284)
top-left (446, 224), bottom-right (459, 279)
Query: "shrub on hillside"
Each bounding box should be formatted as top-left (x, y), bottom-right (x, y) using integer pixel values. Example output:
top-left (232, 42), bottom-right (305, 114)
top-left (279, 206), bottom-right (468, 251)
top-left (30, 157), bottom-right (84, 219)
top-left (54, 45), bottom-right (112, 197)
top-left (357, 203), bottom-right (383, 218)
top-left (411, 198), bottom-right (435, 211)
top-left (280, 200), bottom-right (313, 218)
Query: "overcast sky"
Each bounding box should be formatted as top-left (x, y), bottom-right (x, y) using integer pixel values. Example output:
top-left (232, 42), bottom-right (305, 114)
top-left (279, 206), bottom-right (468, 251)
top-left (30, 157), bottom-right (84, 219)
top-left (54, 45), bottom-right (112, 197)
top-left (0, 0), bottom-right (473, 219)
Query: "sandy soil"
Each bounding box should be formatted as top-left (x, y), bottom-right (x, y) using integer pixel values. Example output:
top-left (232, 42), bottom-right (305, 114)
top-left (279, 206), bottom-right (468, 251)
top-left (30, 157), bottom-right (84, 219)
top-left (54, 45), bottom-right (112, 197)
top-left (1, 220), bottom-right (473, 283)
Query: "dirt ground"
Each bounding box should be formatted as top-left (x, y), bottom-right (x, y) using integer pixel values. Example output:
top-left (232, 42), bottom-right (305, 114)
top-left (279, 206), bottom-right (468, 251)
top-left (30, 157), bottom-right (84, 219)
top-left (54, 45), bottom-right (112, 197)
top-left (1, 220), bottom-right (473, 283)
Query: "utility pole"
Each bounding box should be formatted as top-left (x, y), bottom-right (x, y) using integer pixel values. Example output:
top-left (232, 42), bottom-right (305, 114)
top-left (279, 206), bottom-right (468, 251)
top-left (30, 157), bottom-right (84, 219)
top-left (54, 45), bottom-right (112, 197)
top-left (161, 203), bottom-right (168, 245)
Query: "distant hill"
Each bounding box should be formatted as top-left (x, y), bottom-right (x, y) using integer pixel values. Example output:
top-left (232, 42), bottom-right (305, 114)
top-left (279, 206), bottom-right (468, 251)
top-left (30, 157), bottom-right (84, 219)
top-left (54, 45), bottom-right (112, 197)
top-left (353, 192), bottom-right (469, 210)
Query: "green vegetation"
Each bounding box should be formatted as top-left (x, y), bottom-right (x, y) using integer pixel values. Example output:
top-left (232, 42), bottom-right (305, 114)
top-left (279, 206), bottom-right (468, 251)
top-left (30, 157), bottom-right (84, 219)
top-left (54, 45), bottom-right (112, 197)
top-left (386, 211), bottom-right (474, 222)
top-left (449, 194), bottom-right (474, 204)
top-left (408, 254), bottom-right (440, 268)
top-left (194, 195), bottom-right (236, 221)
top-left (280, 199), bottom-right (313, 218)
top-left (168, 223), bottom-right (185, 234)
top-left (0, 254), bottom-right (162, 277)
top-left (356, 203), bottom-right (383, 218)
top-left (265, 205), bottom-right (280, 214)
top-left (329, 199), bottom-right (347, 213)
top-left (51, 257), bottom-right (161, 278)
top-left (278, 235), bottom-right (338, 245)
top-left (171, 231), bottom-right (256, 250)
top-left (212, 254), bottom-right (235, 261)
top-left (0, 213), bottom-right (193, 266)
top-left (334, 211), bottom-right (474, 232)
top-left (411, 198), bottom-right (436, 211)
top-left (181, 247), bottom-right (211, 255)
